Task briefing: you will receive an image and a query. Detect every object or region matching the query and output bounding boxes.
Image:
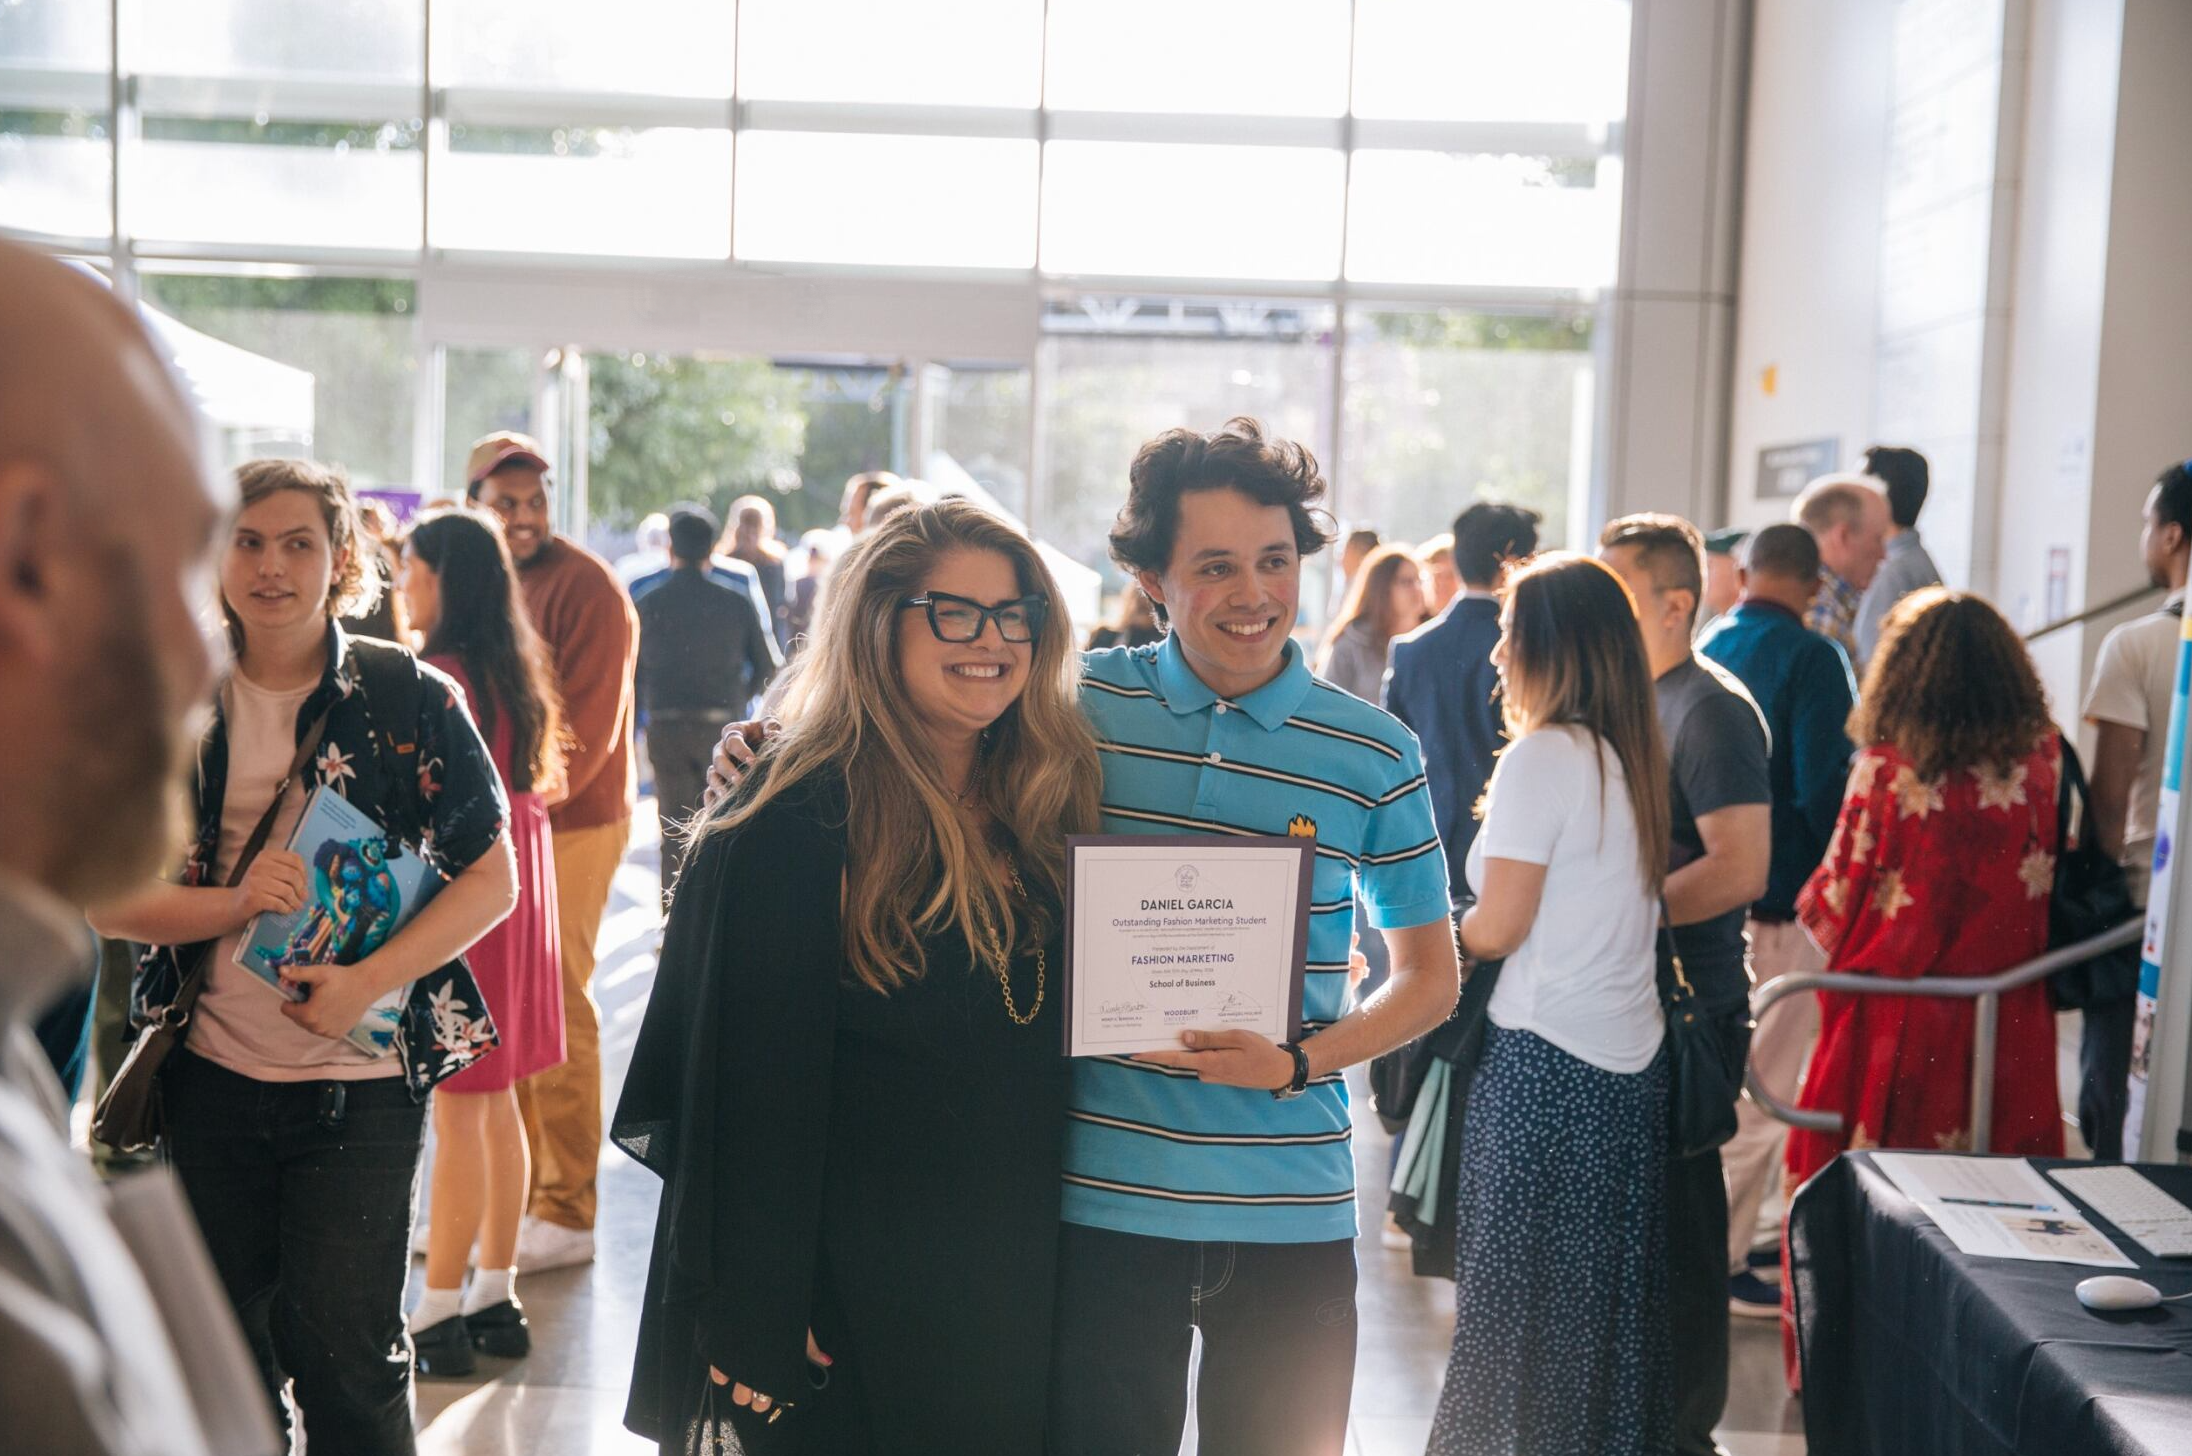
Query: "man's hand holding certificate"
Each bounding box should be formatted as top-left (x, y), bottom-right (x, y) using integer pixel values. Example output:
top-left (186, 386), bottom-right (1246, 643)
top-left (1063, 835), bottom-right (1315, 1074)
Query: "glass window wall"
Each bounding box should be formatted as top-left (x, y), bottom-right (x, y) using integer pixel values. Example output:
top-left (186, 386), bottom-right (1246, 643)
top-left (1044, 0), bottom-right (1350, 117)
top-left (734, 133), bottom-right (1037, 269)
top-left (1339, 307), bottom-right (1594, 550)
top-left (5, 1), bottom-right (1632, 574)
top-left (1040, 143), bottom-right (1346, 281)
top-left (739, 0), bottom-right (1040, 108)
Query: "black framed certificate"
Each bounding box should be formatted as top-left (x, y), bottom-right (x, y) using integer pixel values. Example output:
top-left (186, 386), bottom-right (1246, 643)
top-left (1062, 834), bottom-right (1316, 1057)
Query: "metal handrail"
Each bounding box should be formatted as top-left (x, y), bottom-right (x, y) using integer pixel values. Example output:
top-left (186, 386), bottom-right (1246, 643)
top-left (2023, 584), bottom-right (2165, 644)
top-left (1744, 918), bottom-right (2143, 1149)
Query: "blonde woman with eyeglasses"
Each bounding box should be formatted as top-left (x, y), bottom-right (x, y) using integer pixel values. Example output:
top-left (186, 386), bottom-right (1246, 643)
top-left (613, 499), bottom-right (1102, 1455)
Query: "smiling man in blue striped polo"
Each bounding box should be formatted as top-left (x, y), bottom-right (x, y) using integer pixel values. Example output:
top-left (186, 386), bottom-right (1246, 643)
top-left (1051, 418), bottom-right (1458, 1456)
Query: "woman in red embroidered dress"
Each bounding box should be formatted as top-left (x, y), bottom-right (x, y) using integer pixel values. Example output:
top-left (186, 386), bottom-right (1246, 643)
top-left (1780, 588), bottom-right (2063, 1380)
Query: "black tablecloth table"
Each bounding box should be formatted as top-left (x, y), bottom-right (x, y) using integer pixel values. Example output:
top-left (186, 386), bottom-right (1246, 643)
top-left (1792, 1152), bottom-right (2192, 1455)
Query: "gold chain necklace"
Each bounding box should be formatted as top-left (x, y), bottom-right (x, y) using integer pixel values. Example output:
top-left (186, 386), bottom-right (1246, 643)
top-left (976, 867), bottom-right (1046, 1026)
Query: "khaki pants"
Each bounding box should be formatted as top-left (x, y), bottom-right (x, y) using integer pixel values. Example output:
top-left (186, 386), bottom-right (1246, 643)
top-left (1724, 918), bottom-right (1823, 1273)
top-left (517, 816), bottom-right (630, 1231)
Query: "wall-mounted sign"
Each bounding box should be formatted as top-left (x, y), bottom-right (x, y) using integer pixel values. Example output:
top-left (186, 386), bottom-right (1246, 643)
top-left (1757, 438), bottom-right (1840, 499)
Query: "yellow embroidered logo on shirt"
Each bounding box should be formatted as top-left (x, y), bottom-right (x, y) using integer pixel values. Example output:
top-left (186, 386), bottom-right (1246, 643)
top-left (1287, 814), bottom-right (1318, 840)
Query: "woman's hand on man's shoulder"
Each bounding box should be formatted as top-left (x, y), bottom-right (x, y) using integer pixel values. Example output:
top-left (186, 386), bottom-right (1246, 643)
top-left (706, 718), bottom-right (780, 806)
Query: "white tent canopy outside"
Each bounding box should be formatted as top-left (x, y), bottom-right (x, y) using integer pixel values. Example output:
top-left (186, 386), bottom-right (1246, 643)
top-left (139, 304), bottom-right (315, 451)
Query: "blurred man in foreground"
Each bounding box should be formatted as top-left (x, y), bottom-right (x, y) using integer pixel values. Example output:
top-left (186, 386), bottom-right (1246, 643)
top-left (0, 240), bottom-right (274, 1455)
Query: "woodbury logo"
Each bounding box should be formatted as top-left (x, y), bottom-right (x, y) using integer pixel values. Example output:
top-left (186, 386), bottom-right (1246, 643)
top-left (1287, 814), bottom-right (1318, 840)
top-left (1174, 864), bottom-right (1200, 891)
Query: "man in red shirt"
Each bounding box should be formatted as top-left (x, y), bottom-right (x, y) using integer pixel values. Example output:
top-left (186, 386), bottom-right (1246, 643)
top-left (468, 431), bottom-right (639, 1269)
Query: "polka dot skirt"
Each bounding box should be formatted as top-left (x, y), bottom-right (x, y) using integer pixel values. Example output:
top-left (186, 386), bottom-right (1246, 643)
top-left (1426, 1024), bottom-right (1673, 1456)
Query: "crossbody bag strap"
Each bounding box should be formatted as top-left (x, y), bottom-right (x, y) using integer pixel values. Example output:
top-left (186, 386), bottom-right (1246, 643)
top-left (165, 701), bottom-right (337, 1023)
top-left (1658, 895), bottom-right (1693, 1001)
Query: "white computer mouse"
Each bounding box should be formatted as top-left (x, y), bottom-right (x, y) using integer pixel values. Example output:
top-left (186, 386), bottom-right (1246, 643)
top-left (2075, 1276), bottom-right (2163, 1311)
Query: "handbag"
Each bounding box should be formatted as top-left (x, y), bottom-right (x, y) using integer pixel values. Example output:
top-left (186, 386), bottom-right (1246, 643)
top-left (1370, 907), bottom-right (1496, 1127)
top-left (685, 1360), bottom-right (832, 1456)
top-left (1659, 907), bottom-right (1742, 1160)
top-left (351, 642), bottom-right (501, 1099)
top-left (686, 1378), bottom-right (745, 1456)
top-left (91, 704), bottom-right (335, 1151)
top-left (2046, 736), bottom-right (2141, 1010)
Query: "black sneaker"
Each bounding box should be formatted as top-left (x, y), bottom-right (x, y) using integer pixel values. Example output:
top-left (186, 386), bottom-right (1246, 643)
top-left (467, 1300), bottom-right (531, 1359)
top-left (1728, 1270), bottom-right (1781, 1320)
top-left (413, 1314), bottom-right (477, 1379)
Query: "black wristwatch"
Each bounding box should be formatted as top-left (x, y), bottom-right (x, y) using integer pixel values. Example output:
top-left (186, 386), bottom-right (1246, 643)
top-left (1271, 1040), bottom-right (1311, 1101)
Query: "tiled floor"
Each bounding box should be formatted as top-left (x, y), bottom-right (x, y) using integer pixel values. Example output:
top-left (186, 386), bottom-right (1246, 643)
top-left (411, 808), bottom-right (1806, 1454)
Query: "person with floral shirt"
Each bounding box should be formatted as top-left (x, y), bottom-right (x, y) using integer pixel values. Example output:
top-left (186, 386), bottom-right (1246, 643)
top-left (95, 459), bottom-right (516, 1455)
top-left (1778, 587), bottom-right (2063, 1386)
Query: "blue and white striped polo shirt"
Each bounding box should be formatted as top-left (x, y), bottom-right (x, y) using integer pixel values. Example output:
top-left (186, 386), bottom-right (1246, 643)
top-left (1063, 636), bottom-right (1449, 1243)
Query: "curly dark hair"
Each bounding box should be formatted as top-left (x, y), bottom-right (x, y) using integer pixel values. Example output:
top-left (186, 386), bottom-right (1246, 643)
top-left (1107, 418), bottom-right (1335, 588)
top-left (1849, 587), bottom-right (2053, 780)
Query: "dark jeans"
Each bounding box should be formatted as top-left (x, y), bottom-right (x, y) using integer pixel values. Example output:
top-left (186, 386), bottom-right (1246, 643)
top-left (2078, 994), bottom-right (2138, 1161)
top-left (1050, 1222), bottom-right (1357, 1456)
top-left (163, 1050), bottom-right (426, 1456)
top-left (1666, 1006), bottom-right (1753, 1456)
top-left (648, 710), bottom-right (733, 906)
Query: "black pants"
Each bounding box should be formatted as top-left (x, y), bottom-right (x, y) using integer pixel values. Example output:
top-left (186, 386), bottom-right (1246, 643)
top-left (163, 1050), bottom-right (427, 1456)
top-left (2078, 994), bottom-right (2138, 1161)
top-left (648, 710), bottom-right (734, 905)
top-left (1666, 1006), bottom-right (1752, 1456)
top-left (1049, 1223), bottom-right (1357, 1456)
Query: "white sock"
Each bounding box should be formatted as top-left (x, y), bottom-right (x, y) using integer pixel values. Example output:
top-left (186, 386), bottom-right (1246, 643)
top-left (464, 1267), bottom-right (516, 1315)
top-left (410, 1286), bottom-right (465, 1333)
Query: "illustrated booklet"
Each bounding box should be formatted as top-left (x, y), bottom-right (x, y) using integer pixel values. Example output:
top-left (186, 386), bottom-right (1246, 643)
top-left (233, 783), bottom-right (442, 1056)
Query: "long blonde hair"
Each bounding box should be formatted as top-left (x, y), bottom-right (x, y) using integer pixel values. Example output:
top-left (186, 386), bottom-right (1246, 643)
top-left (696, 498), bottom-right (1103, 994)
top-left (1499, 552), bottom-right (1670, 891)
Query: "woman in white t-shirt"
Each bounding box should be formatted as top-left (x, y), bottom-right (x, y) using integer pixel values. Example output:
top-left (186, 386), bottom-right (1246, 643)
top-left (1426, 552), bottom-right (1674, 1456)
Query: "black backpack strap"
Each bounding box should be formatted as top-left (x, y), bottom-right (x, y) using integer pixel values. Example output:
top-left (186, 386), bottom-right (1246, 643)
top-left (350, 640), bottom-right (431, 852)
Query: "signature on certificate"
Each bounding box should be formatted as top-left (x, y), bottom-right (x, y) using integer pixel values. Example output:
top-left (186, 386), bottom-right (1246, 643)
top-left (1098, 999), bottom-right (1151, 1015)
top-left (1218, 991), bottom-right (1263, 1017)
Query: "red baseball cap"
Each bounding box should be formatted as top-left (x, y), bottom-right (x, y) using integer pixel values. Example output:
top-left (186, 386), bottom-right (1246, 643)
top-left (466, 430), bottom-right (551, 486)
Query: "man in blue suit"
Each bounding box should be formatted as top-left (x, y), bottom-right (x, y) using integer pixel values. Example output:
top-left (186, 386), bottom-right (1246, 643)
top-left (1383, 501), bottom-right (1541, 905)
top-left (1376, 501), bottom-right (1538, 1255)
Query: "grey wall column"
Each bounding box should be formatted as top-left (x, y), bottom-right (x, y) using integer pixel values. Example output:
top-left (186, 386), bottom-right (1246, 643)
top-left (1593, 0), bottom-right (1751, 531)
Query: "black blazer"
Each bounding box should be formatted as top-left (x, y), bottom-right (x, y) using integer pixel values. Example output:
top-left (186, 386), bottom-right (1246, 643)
top-left (614, 768), bottom-right (848, 1436)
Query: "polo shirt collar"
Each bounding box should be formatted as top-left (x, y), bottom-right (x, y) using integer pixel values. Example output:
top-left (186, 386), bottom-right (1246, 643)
top-left (1154, 633), bottom-right (1312, 731)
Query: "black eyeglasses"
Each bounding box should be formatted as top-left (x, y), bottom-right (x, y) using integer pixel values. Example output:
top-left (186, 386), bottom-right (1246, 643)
top-left (900, 592), bottom-right (1047, 643)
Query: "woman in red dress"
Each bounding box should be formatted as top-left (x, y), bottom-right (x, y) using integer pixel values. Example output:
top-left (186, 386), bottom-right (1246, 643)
top-left (1781, 587), bottom-right (2063, 1379)
top-left (399, 506), bottom-right (569, 1376)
